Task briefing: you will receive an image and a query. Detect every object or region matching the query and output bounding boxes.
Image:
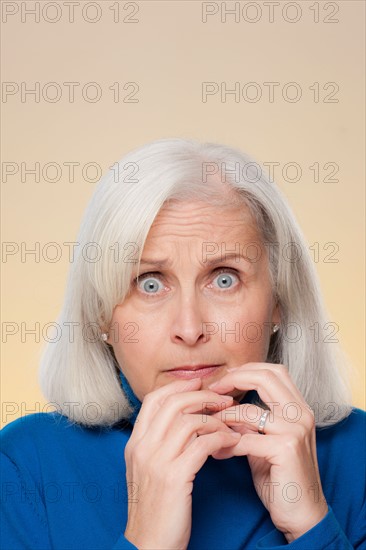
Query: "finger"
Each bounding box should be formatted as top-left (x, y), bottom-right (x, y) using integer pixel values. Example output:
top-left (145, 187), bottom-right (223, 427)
top-left (210, 403), bottom-right (302, 435)
top-left (231, 433), bottom-right (319, 473)
top-left (210, 431), bottom-right (282, 460)
top-left (142, 390), bottom-right (235, 445)
top-left (208, 368), bottom-right (302, 415)
top-left (237, 363), bottom-right (306, 403)
top-left (223, 432), bottom-right (283, 460)
top-left (209, 362), bottom-right (302, 400)
top-left (162, 414), bottom-right (238, 459)
top-left (132, 378), bottom-right (202, 437)
top-left (177, 431), bottom-right (242, 476)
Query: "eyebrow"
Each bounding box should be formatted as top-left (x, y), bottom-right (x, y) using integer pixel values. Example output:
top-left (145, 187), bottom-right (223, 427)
top-left (138, 252), bottom-right (254, 269)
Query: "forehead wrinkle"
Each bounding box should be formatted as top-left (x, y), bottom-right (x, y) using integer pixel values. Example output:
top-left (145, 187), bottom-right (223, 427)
top-left (146, 219), bottom-right (260, 250)
top-left (152, 207), bottom-right (252, 227)
top-left (151, 200), bottom-right (253, 227)
top-left (148, 208), bottom-right (258, 238)
top-left (140, 232), bottom-right (264, 274)
top-left (140, 201), bottom-right (264, 270)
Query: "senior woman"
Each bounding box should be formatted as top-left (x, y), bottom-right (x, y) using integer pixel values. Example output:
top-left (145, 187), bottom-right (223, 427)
top-left (1, 138), bottom-right (365, 550)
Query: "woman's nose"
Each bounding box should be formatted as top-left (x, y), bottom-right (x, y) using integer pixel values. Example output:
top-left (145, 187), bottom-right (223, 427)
top-left (170, 293), bottom-right (206, 346)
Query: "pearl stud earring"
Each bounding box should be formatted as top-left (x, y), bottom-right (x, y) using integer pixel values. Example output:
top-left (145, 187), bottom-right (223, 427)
top-left (272, 324), bottom-right (280, 334)
top-left (101, 333), bottom-right (109, 342)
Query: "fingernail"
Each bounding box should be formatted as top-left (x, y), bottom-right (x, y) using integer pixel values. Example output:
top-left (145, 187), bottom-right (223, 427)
top-left (227, 367), bottom-right (239, 372)
top-left (208, 381), bottom-right (219, 388)
top-left (221, 395), bottom-right (233, 402)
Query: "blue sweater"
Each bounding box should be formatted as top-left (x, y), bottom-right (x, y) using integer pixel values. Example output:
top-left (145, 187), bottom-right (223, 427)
top-left (1, 373), bottom-right (365, 550)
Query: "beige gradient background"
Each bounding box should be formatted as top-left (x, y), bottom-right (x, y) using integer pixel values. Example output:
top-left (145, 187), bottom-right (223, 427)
top-left (1, 1), bottom-right (365, 428)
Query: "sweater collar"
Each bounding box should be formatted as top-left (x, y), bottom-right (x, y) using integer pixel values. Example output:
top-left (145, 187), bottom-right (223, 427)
top-left (118, 369), bottom-right (142, 425)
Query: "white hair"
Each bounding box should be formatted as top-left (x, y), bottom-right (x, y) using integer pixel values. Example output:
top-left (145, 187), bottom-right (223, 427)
top-left (38, 137), bottom-right (354, 428)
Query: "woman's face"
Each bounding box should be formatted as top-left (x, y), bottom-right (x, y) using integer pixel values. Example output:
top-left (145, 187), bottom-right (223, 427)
top-left (107, 200), bottom-right (280, 402)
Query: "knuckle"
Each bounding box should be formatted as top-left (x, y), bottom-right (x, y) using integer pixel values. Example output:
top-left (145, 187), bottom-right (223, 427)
top-left (284, 436), bottom-right (301, 454)
top-left (207, 416), bottom-right (227, 433)
top-left (131, 443), bottom-right (146, 465)
top-left (180, 415), bottom-right (197, 435)
top-left (303, 410), bottom-right (316, 430)
top-left (163, 393), bottom-right (175, 407)
top-left (296, 423), bottom-right (308, 440)
top-left (124, 438), bottom-right (138, 456)
top-left (143, 392), bottom-right (154, 405)
top-left (202, 390), bottom-right (224, 402)
top-left (277, 364), bottom-right (289, 377)
top-left (192, 434), bottom-right (206, 452)
top-left (263, 369), bottom-right (276, 385)
top-left (245, 403), bottom-right (260, 421)
top-left (199, 430), bottom-right (217, 445)
top-left (195, 416), bottom-right (214, 434)
top-left (180, 411), bottom-right (191, 424)
top-left (124, 444), bottom-right (132, 461)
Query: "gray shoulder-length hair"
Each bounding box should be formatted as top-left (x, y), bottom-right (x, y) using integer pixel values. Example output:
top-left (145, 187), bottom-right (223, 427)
top-left (38, 137), bottom-right (354, 429)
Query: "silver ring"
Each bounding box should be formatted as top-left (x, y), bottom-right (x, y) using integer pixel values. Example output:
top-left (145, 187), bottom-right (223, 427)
top-left (258, 410), bottom-right (270, 435)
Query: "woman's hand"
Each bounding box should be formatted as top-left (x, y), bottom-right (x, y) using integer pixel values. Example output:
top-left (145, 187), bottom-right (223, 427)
top-left (208, 363), bottom-right (329, 543)
top-left (123, 377), bottom-right (241, 550)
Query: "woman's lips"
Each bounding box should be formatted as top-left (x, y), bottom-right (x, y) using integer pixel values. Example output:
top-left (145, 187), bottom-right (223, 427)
top-left (166, 365), bottom-right (223, 379)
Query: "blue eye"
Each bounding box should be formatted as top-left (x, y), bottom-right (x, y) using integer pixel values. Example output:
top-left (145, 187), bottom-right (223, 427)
top-left (134, 273), bottom-right (163, 294)
top-left (142, 278), bottom-right (160, 293)
top-left (214, 269), bottom-right (239, 289)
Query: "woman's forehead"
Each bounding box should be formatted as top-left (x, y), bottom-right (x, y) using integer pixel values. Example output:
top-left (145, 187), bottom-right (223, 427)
top-left (141, 201), bottom-right (263, 265)
top-left (147, 200), bottom-right (257, 236)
